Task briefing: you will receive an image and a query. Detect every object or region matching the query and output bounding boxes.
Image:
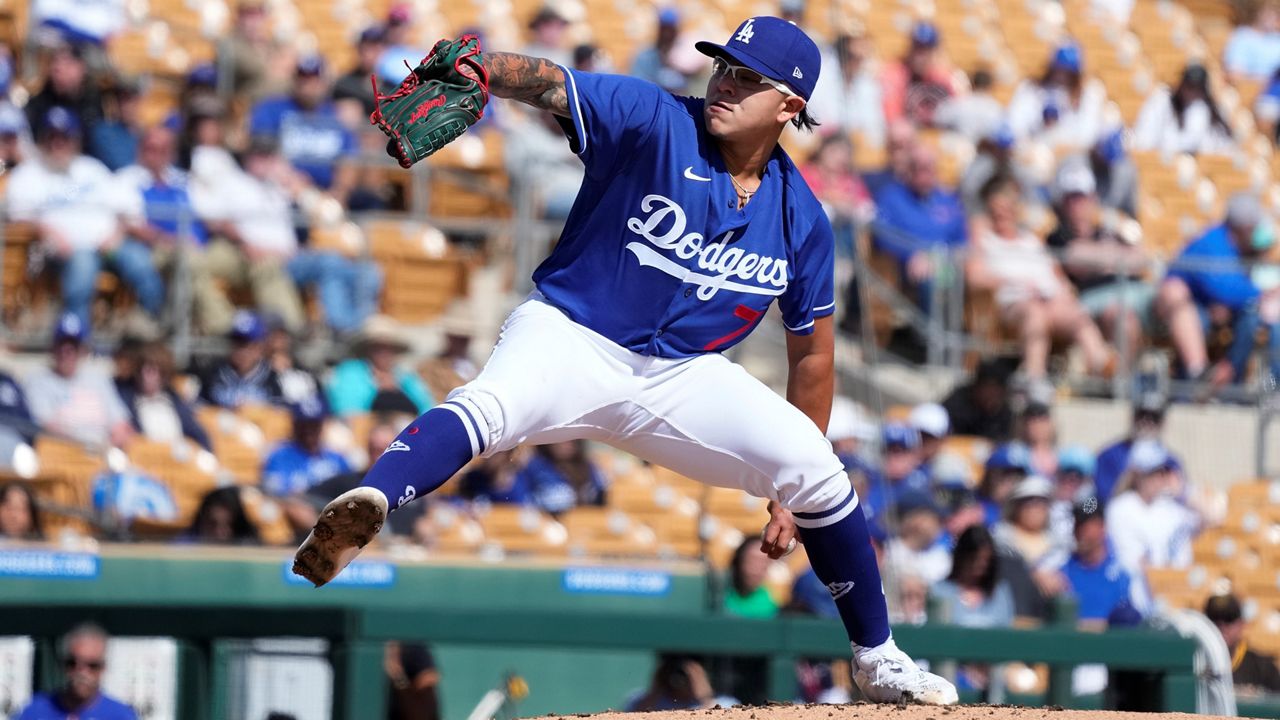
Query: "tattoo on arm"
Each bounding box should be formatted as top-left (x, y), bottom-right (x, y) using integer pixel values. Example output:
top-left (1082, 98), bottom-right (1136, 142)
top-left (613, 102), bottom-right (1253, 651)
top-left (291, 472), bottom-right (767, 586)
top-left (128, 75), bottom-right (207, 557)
top-left (483, 52), bottom-right (569, 116)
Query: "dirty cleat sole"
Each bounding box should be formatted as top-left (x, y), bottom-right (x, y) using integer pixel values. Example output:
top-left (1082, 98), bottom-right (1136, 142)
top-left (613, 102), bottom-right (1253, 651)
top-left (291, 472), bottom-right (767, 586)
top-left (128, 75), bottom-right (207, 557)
top-left (292, 487), bottom-right (389, 587)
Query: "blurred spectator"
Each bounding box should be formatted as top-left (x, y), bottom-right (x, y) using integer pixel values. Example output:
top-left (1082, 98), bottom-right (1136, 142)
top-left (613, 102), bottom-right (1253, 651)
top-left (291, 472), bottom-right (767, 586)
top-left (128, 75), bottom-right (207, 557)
top-left (1162, 193), bottom-right (1280, 386)
top-left (376, 5), bottom-right (429, 86)
top-left (419, 308), bottom-right (479, 401)
top-left (328, 315), bottom-right (433, 417)
top-left (1133, 63), bottom-right (1234, 156)
top-left (800, 134), bottom-right (874, 256)
top-left (185, 106), bottom-right (303, 334)
top-left (625, 655), bottom-right (725, 711)
top-left (87, 77), bottom-right (141, 171)
top-left (978, 443), bottom-right (1031, 527)
top-left (884, 492), bottom-right (951, 584)
top-left (723, 537), bottom-right (778, 618)
top-left (1255, 68), bottom-right (1280, 141)
top-left (1008, 43), bottom-right (1106, 150)
top-left (116, 126), bottom-right (209, 249)
top-left (7, 107), bottom-right (165, 328)
top-left (263, 320), bottom-right (323, 404)
top-left (117, 342), bottom-right (211, 450)
top-left (1094, 393), bottom-right (1184, 502)
top-left (630, 8), bottom-right (690, 93)
top-left (1061, 500), bottom-right (1135, 624)
top-left (195, 134), bottom-right (381, 335)
top-left (1105, 440), bottom-right (1197, 577)
top-left (1087, 130), bottom-right (1139, 217)
top-left (25, 313), bottom-right (134, 447)
top-left (334, 27), bottom-right (390, 117)
top-left (0, 360), bottom-right (36, 458)
top-left (261, 396), bottom-right (350, 497)
top-left (862, 119), bottom-right (915, 193)
top-left (932, 525), bottom-right (1016, 626)
top-left (385, 641), bottom-right (441, 720)
top-left (198, 311), bottom-right (287, 409)
top-left (878, 423), bottom-right (930, 508)
top-left (216, 0), bottom-right (284, 101)
top-left (459, 448), bottom-right (531, 504)
top-left (167, 64), bottom-right (220, 138)
top-left (32, 0), bottom-right (125, 47)
top-left (249, 55), bottom-right (359, 200)
top-left (935, 68), bottom-right (1004, 143)
top-left (1204, 593), bottom-right (1280, 693)
top-left (1051, 446), bottom-right (1095, 545)
top-left (182, 486), bottom-right (261, 545)
top-left (504, 108), bottom-right (585, 220)
top-left (1224, 2), bottom-right (1280, 81)
top-left (516, 441), bottom-right (607, 515)
top-left (573, 43), bottom-right (609, 73)
top-left (871, 143), bottom-right (967, 314)
top-left (881, 21), bottom-right (953, 126)
top-left (943, 358), bottom-right (1015, 441)
top-left (938, 484), bottom-right (987, 547)
top-left (0, 480), bottom-right (43, 540)
top-left (827, 397), bottom-right (888, 529)
top-left (908, 402), bottom-right (949, 478)
top-left (1018, 402), bottom-right (1058, 477)
top-left (965, 173), bottom-right (1114, 381)
top-left (25, 44), bottom-right (103, 139)
top-left (304, 421), bottom-right (421, 535)
top-left (808, 31), bottom-right (885, 145)
top-left (0, 102), bottom-right (29, 180)
top-left (18, 624), bottom-right (136, 719)
top-left (958, 126), bottom-right (1041, 215)
top-left (522, 7), bottom-right (572, 67)
top-left (1046, 159), bottom-right (1151, 363)
top-left (993, 475), bottom-right (1065, 587)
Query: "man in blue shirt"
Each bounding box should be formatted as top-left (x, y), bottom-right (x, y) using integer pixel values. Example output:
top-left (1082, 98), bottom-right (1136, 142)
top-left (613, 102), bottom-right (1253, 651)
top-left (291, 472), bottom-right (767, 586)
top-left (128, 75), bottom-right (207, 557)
top-left (295, 19), bottom-right (957, 704)
top-left (871, 142), bottom-right (967, 314)
top-left (117, 126), bottom-right (208, 246)
top-left (249, 55), bottom-right (358, 203)
top-left (1094, 393), bottom-right (1184, 502)
top-left (262, 395), bottom-right (351, 497)
top-left (18, 624), bottom-right (137, 720)
top-left (1162, 193), bottom-right (1280, 386)
top-left (1060, 501), bottom-right (1135, 623)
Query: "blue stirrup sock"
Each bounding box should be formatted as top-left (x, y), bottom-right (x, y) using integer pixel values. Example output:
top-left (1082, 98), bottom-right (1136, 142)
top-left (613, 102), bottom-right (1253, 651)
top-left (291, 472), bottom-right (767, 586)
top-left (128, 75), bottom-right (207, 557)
top-left (359, 400), bottom-right (487, 510)
top-left (794, 488), bottom-right (892, 648)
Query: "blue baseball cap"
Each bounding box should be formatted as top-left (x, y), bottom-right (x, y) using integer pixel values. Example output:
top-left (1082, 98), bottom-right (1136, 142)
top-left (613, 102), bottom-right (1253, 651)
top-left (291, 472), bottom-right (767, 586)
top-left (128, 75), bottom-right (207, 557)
top-left (657, 7), bottom-right (680, 25)
top-left (187, 63), bottom-right (218, 87)
top-left (985, 443), bottom-right (1031, 473)
top-left (695, 16), bottom-right (821, 101)
top-left (296, 54), bottom-right (326, 76)
top-left (1051, 43), bottom-right (1082, 73)
top-left (1095, 128), bottom-right (1126, 163)
top-left (42, 106), bottom-right (80, 137)
top-left (291, 394), bottom-right (329, 422)
top-left (1058, 445), bottom-right (1096, 477)
top-left (229, 310), bottom-right (266, 342)
top-left (53, 311), bottom-right (87, 344)
top-left (988, 123), bottom-right (1016, 150)
top-left (911, 21), bottom-right (941, 48)
top-left (882, 423), bottom-right (921, 451)
top-left (0, 104), bottom-right (27, 136)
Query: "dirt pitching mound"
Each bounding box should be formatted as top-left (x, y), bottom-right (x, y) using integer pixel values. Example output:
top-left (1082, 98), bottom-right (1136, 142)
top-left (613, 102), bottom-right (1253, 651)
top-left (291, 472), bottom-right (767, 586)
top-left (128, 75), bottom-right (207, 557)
top-left (536, 705), bottom-right (1223, 720)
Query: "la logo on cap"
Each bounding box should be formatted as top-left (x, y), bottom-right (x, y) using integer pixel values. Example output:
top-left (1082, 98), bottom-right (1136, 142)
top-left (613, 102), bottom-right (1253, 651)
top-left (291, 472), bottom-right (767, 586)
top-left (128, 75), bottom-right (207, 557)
top-left (735, 18), bottom-right (755, 43)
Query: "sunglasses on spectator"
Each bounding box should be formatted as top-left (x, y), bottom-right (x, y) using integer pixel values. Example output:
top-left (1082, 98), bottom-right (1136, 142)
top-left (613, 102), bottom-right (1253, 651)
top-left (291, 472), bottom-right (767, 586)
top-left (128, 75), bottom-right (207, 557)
top-left (710, 58), bottom-right (796, 97)
top-left (64, 657), bottom-right (104, 671)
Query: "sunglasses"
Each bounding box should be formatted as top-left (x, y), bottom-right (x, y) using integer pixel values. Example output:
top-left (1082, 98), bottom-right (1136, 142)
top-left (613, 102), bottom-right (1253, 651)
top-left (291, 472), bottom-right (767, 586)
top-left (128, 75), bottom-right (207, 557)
top-left (710, 58), bottom-right (796, 97)
top-left (65, 657), bottom-right (105, 671)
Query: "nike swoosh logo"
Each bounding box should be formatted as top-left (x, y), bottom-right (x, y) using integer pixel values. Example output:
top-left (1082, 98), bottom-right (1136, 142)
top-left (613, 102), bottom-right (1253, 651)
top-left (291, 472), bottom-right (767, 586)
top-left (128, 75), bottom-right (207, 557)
top-left (683, 167), bottom-right (711, 182)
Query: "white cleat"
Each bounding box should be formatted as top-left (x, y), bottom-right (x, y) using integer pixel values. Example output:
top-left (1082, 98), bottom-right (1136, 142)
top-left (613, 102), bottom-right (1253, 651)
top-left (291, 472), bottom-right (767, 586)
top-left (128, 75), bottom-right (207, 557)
top-left (292, 487), bottom-right (389, 587)
top-left (852, 639), bottom-right (959, 705)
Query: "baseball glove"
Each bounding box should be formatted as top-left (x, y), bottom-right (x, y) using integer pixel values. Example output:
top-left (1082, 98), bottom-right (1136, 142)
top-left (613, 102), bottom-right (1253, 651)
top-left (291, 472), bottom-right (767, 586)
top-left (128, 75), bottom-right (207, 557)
top-left (370, 34), bottom-right (490, 168)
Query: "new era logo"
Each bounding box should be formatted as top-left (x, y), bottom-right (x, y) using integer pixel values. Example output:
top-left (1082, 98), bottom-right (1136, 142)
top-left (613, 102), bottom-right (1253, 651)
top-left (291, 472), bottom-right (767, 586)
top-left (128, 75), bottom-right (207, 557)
top-left (792, 67), bottom-right (803, 79)
top-left (826, 581), bottom-right (855, 600)
top-left (734, 18), bottom-right (755, 44)
top-left (384, 440), bottom-right (411, 454)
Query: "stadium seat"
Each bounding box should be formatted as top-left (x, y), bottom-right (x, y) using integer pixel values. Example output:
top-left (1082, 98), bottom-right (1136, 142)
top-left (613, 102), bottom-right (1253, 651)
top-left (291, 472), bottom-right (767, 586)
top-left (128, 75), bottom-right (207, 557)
top-left (420, 503), bottom-right (487, 553)
top-left (473, 504), bottom-right (569, 555)
top-left (702, 486), bottom-right (769, 535)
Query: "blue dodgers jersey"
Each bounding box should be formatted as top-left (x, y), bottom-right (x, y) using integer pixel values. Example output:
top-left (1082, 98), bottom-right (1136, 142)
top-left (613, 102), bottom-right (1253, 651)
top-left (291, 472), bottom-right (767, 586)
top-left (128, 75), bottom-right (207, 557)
top-left (248, 97), bottom-right (357, 189)
top-left (532, 68), bottom-right (835, 359)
